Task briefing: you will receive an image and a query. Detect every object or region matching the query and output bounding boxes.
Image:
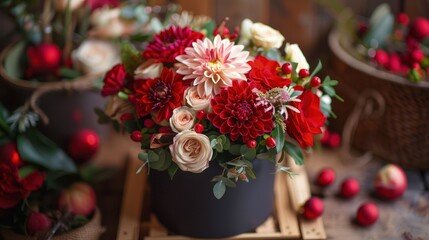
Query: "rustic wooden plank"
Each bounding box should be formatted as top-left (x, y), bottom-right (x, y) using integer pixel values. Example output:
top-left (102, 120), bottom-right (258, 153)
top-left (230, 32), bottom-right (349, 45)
top-left (285, 155), bottom-right (327, 240)
top-left (274, 172), bottom-right (301, 238)
top-left (116, 157), bottom-right (147, 240)
top-left (255, 217), bottom-right (276, 234)
top-left (148, 215), bottom-right (168, 237)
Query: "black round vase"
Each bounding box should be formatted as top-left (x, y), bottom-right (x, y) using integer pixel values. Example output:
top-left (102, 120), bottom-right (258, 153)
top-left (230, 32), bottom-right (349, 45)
top-left (149, 157), bottom-right (275, 238)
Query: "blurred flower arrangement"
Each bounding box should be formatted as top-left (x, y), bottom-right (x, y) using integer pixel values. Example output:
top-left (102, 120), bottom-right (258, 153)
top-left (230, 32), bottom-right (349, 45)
top-left (0, 0), bottom-right (189, 82)
top-left (347, 4), bottom-right (429, 82)
top-left (100, 14), bottom-right (339, 199)
top-left (0, 102), bottom-right (111, 238)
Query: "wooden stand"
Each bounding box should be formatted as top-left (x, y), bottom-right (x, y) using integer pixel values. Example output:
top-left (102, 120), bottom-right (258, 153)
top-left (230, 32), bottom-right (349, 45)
top-left (117, 156), bottom-right (326, 240)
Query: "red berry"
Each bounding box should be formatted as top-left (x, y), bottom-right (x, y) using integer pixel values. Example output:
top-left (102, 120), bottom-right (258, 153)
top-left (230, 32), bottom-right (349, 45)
top-left (298, 69), bottom-right (310, 78)
top-left (265, 136), bottom-right (276, 149)
top-left (374, 49), bottom-right (389, 68)
top-left (68, 129), bottom-right (99, 163)
top-left (388, 54), bottom-right (402, 73)
top-left (194, 123), bottom-right (204, 133)
top-left (410, 17), bottom-right (429, 40)
top-left (411, 49), bottom-right (424, 63)
top-left (120, 113), bottom-right (134, 123)
top-left (196, 110), bottom-right (206, 121)
top-left (246, 140), bottom-right (257, 149)
top-left (144, 118), bottom-right (155, 128)
top-left (357, 21), bottom-right (368, 37)
top-left (310, 76), bottom-right (321, 88)
top-left (340, 178), bottom-right (360, 198)
top-left (0, 142), bottom-right (23, 167)
top-left (302, 197), bottom-right (324, 219)
top-left (128, 94), bottom-right (135, 103)
top-left (130, 131), bottom-right (142, 142)
top-left (26, 211), bottom-right (52, 234)
top-left (327, 132), bottom-right (341, 148)
top-left (316, 168), bottom-right (336, 187)
top-left (159, 127), bottom-right (171, 133)
top-left (281, 62), bottom-right (293, 75)
top-left (397, 13), bottom-right (409, 25)
top-left (356, 202), bottom-right (379, 226)
top-left (320, 130), bottom-right (330, 146)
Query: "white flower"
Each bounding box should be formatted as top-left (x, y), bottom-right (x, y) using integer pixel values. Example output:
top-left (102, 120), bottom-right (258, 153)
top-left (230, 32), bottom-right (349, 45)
top-left (169, 130), bottom-right (213, 173)
top-left (134, 60), bottom-right (163, 80)
top-left (169, 107), bottom-right (196, 133)
top-left (72, 39), bottom-right (120, 74)
top-left (183, 86), bottom-right (212, 112)
top-left (89, 7), bottom-right (135, 38)
top-left (54, 0), bottom-right (85, 11)
top-left (238, 18), bottom-right (254, 45)
top-left (250, 22), bottom-right (285, 49)
top-left (284, 43), bottom-right (309, 72)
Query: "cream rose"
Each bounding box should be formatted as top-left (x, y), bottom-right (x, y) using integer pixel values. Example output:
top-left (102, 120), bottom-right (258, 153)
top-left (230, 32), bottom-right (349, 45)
top-left (134, 60), bottom-right (163, 80)
top-left (169, 130), bottom-right (213, 173)
top-left (89, 8), bottom-right (135, 38)
top-left (250, 22), bottom-right (285, 49)
top-left (238, 18), bottom-right (254, 45)
top-left (284, 43), bottom-right (309, 72)
top-left (184, 86), bottom-right (212, 112)
top-left (169, 107), bottom-right (195, 133)
top-left (54, 0), bottom-right (85, 11)
top-left (72, 39), bottom-right (120, 74)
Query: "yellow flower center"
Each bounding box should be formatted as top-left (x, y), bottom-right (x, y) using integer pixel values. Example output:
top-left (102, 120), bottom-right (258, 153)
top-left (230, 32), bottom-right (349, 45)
top-left (204, 60), bottom-right (223, 84)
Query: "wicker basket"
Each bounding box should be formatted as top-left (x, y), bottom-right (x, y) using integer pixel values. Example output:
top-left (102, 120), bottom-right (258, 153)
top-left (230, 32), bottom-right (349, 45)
top-left (328, 29), bottom-right (429, 170)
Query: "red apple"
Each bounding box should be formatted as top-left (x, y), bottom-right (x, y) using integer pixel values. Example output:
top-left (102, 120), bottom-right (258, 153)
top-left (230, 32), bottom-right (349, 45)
top-left (68, 129), bottom-right (100, 163)
top-left (374, 164), bottom-right (407, 200)
top-left (58, 182), bottom-right (96, 216)
top-left (316, 168), bottom-right (336, 187)
top-left (356, 202), bottom-right (378, 226)
top-left (302, 197), bottom-right (324, 219)
top-left (26, 211), bottom-right (52, 234)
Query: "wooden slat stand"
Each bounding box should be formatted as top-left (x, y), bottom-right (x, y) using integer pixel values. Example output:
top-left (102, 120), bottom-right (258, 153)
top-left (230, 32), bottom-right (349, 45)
top-left (118, 156), bottom-right (327, 240)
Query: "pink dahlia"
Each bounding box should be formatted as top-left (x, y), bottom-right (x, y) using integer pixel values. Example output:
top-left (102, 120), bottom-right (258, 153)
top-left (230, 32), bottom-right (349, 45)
top-left (176, 35), bottom-right (251, 97)
top-left (208, 81), bottom-right (274, 142)
top-left (134, 68), bottom-right (185, 122)
top-left (143, 26), bottom-right (204, 66)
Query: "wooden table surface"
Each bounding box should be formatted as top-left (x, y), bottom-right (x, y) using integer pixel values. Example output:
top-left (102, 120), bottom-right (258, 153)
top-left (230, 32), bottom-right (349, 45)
top-left (93, 129), bottom-right (429, 240)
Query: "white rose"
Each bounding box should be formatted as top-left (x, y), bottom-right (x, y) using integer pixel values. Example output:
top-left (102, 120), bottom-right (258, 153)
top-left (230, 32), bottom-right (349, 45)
top-left (89, 8), bottom-right (135, 38)
top-left (284, 43), bottom-right (309, 72)
top-left (250, 22), bottom-right (285, 49)
top-left (169, 107), bottom-right (195, 133)
top-left (238, 18), bottom-right (254, 45)
top-left (169, 130), bottom-right (213, 173)
top-left (72, 39), bottom-right (120, 74)
top-left (54, 0), bottom-right (85, 11)
top-left (184, 86), bottom-right (212, 112)
top-left (134, 60), bottom-right (163, 80)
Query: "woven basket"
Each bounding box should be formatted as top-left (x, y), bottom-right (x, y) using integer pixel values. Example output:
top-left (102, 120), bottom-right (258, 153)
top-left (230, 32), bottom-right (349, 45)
top-left (0, 207), bottom-right (105, 240)
top-left (328, 29), bottom-right (429, 170)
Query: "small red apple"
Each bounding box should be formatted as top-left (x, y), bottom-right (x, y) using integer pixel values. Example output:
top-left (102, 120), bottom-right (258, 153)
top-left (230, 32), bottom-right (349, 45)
top-left (302, 197), bottom-right (324, 219)
top-left (27, 43), bottom-right (62, 73)
top-left (339, 178), bottom-right (360, 198)
top-left (356, 202), bottom-right (378, 226)
top-left (68, 129), bottom-right (100, 163)
top-left (58, 182), bottom-right (96, 216)
top-left (26, 211), bottom-right (52, 234)
top-left (374, 164), bottom-right (407, 200)
top-left (316, 168), bottom-right (336, 187)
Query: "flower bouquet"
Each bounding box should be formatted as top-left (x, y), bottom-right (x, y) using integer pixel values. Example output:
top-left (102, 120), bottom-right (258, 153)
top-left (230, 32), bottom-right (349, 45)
top-left (100, 16), bottom-right (337, 238)
top-left (0, 102), bottom-right (109, 239)
top-left (325, 2), bottom-right (429, 170)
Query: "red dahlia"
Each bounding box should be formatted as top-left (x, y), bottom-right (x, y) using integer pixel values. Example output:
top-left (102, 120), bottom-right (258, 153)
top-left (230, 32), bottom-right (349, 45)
top-left (208, 81), bottom-right (274, 143)
top-left (101, 64), bottom-right (128, 97)
top-left (286, 90), bottom-right (325, 148)
top-left (134, 68), bottom-right (185, 122)
top-left (143, 26), bottom-right (204, 66)
top-left (246, 56), bottom-right (292, 91)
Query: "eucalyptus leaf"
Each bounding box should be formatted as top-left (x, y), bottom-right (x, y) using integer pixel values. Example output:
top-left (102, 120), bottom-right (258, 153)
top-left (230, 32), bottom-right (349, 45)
top-left (17, 129), bottom-right (77, 172)
top-left (228, 145), bottom-right (241, 156)
top-left (168, 163), bottom-right (179, 179)
top-left (240, 145), bottom-right (256, 160)
top-left (272, 124), bottom-right (284, 154)
top-left (213, 180), bottom-right (226, 199)
top-left (222, 177), bottom-right (236, 188)
top-left (246, 167), bottom-right (256, 179)
top-left (284, 142), bottom-right (304, 165)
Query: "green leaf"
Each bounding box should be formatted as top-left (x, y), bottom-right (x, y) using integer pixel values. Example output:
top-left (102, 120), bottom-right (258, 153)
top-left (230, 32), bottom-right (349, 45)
top-left (228, 145), bottom-right (241, 156)
top-left (265, 49), bottom-right (281, 61)
top-left (0, 103), bottom-right (10, 135)
top-left (322, 85), bottom-right (335, 97)
top-left (121, 42), bottom-right (144, 75)
top-left (147, 150), bottom-right (163, 170)
top-left (213, 180), bottom-right (226, 199)
top-left (130, 33), bottom-right (152, 42)
top-left (168, 163), bottom-right (179, 180)
top-left (272, 124), bottom-right (285, 154)
top-left (240, 145), bottom-right (256, 160)
top-left (18, 166), bottom-right (36, 178)
top-left (4, 41), bottom-right (25, 79)
top-left (202, 20), bottom-right (216, 39)
top-left (222, 177), bottom-right (236, 188)
top-left (284, 142), bottom-right (304, 165)
top-left (58, 67), bottom-right (81, 79)
top-left (94, 108), bottom-right (111, 124)
top-left (17, 129), bottom-right (77, 172)
top-left (136, 161), bottom-right (147, 174)
top-left (309, 60), bottom-right (322, 79)
top-left (138, 152), bottom-right (148, 161)
top-left (246, 167), bottom-right (256, 179)
top-left (80, 165), bottom-right (115, 183)
top-left (363, 4), bottom-right (394, 48)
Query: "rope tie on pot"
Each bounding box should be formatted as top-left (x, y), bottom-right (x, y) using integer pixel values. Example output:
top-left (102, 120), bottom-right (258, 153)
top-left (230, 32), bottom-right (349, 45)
top-left (23, 73), bottom-right (104, 125)
top-left (340, 89), bottom-right (386, 167)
